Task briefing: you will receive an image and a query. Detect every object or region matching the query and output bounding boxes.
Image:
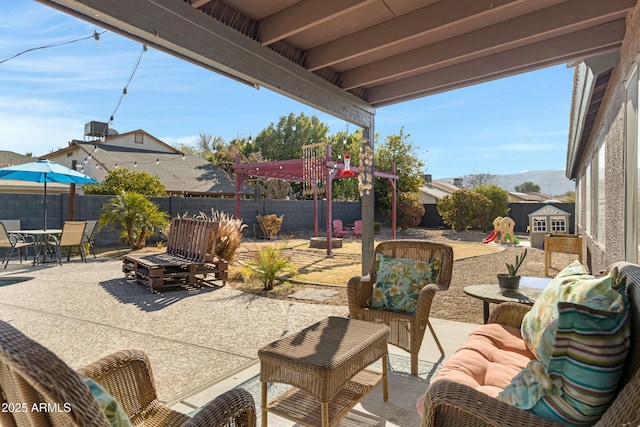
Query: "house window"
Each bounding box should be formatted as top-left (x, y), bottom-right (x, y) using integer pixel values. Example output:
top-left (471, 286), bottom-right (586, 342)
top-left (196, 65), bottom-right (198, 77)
top-left (135, 132), bottom-right (144, 144)
top-left (550, 216), bottom-right (567, 233)
top-left (625, 64), bottom-right (639, 262)
top-left (533, 218), bottom-right (547, 232)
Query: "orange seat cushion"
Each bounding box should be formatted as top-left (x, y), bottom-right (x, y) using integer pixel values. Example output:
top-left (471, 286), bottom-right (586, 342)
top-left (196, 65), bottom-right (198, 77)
top-left (416, 323), bottom-right (535, 416)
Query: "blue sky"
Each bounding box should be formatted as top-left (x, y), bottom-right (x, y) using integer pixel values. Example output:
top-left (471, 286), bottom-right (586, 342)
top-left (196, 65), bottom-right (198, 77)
top-left (0, 2), bottom-right (575, 179)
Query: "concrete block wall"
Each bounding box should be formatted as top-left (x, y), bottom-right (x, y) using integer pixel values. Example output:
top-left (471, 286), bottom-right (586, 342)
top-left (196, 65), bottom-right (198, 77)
top-left (0, 194), bottom-right (362, 247)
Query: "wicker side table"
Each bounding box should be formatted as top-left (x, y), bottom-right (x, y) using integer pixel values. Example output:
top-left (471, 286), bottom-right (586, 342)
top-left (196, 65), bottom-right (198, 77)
top-left (258, 316), bottom-right (390, 427)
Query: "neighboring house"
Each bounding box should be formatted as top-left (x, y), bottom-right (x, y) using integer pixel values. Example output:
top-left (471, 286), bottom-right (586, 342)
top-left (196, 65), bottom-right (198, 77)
top-left (419, 179), bottom-right (462, 204)
top-left (508, 191), bottom-right (564, 203)
top-left (567, 3), bottom-right (640, 274)
top-left (420, 179), bottom-right (569, 205)
top-left (42, 126), bottom-right (250, 197)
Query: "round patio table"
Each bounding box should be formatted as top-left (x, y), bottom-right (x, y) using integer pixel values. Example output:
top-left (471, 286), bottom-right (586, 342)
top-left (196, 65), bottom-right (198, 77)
top-left (463, 284), bottom-right (544, 324)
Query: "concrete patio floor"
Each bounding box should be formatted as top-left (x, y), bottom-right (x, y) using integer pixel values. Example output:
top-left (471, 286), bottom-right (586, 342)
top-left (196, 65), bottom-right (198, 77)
top-left (0, 256), bottom-right (478, 426)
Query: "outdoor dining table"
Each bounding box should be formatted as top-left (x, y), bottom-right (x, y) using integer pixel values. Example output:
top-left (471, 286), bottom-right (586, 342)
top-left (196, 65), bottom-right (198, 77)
top-left (9, 229), bottom-right (62, 265)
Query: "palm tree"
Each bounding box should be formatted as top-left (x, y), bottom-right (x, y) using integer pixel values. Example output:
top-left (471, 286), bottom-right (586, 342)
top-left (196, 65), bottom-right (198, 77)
top-left (99, 191), bottom-right (170, 249)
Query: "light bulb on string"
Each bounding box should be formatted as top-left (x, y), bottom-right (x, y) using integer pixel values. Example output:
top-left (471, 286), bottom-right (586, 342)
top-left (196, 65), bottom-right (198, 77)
top-left (181, 154), bottom-right (186, 160)
top-left (156, 158), bottom-right (159, 165)
top-left (134, 162), bottom-right (138, 168)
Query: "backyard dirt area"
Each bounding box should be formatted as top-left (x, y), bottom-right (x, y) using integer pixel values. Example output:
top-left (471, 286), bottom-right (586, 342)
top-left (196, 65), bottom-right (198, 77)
top-left (228, 229), bottom-right (580, 325)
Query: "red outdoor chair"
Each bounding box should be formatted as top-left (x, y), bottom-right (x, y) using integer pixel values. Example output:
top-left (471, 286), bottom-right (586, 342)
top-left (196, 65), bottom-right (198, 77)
top-left (332, 219), bottom-right (350, 238)
top-left (352, 220), bottom-right (363, 238)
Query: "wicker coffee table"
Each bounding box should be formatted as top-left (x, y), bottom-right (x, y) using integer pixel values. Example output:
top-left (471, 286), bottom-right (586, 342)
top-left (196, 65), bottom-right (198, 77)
top-left (258, 316), bottom-right (390, 427)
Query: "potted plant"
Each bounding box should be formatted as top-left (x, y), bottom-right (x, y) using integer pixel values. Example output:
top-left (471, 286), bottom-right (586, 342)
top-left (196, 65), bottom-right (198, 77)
top-left (497, 248), bottom-right (527, 292)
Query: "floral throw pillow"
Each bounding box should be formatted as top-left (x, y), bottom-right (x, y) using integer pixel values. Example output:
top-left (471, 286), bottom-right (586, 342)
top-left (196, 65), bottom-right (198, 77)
top-left (521, 260), bottom-right (620, 358)
top-left (81, 375), bottom-right (133, 427)
top-left (366, 253), bottom-right (441, 314)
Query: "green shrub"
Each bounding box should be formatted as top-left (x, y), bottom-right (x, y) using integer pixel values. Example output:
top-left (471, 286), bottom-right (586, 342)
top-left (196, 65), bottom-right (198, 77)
top-left (437, 189), bottom-right (492, 231)
top-left (473, 184), bottom-right (511, 231)
top-left (373, 221), bottom-right (381, 233)
top-left (393, 191), bottom-right (425, 231)
top-left (245, 243), bottom-right (298, 290)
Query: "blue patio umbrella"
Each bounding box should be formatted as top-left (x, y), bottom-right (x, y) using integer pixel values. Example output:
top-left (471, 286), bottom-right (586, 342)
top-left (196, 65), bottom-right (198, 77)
top-left (0, 159), bottom-right (99, 230)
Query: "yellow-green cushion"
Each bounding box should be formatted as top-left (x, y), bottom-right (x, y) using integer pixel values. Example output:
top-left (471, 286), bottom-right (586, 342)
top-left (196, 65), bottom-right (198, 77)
top-left (366, 253), bottom-right (441, 314)
top-left (81, 375), bottom-right (133, 427)
top-left (521, 260), bottom-right (621, 359)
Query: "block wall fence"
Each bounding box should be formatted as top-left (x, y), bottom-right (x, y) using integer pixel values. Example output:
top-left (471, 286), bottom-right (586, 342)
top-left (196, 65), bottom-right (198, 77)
top-left (0, 193), bottom-right (574, 248)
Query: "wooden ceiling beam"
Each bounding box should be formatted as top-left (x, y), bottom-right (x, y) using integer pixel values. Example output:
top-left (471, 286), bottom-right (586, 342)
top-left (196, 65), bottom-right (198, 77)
top-left (259, 0), bottom-right (376, 46)
top-left (188, 0), bottom-right (211, 8)
top-left (305, 0), bottom-right (531, 71)
top-left (366, 20), bottom-right (625, 106)
top-left (341, 0), bottom-right (634, 90)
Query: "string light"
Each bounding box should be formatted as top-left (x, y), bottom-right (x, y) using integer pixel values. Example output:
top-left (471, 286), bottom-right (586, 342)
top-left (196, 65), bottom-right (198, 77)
top-left (0, 30), bottom-right (107, 64)
top-left (106, 44), bottom-right (147, 131)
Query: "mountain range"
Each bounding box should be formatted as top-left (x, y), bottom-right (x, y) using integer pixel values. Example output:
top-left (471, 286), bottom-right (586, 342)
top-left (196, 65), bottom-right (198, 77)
top-left (438, 169), bottom-right (574, 196)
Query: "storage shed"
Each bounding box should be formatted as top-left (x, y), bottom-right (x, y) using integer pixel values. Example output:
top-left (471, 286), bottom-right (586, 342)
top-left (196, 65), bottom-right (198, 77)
top-left (528, 205), bottom-right (571, 249)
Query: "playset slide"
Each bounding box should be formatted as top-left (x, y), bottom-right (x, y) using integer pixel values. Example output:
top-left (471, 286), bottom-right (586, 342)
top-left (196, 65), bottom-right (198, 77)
top-left (483, 230), bottom-right (498, 244)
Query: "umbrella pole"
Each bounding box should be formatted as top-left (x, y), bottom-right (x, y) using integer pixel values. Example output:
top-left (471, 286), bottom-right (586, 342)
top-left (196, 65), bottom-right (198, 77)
top-left (43, 180), bottom-right (47, 231)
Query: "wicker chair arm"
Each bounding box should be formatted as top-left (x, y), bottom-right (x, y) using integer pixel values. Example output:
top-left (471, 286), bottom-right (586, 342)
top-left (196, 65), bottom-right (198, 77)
top-left (415, 284), bottom-right (440, 324)
top-left (184, 388), bottom-right (257, 427)
top-left (78, 349), bottom-right (159, 421)
top-left (347, 274), bottom-right (372, 318)
top-left (422, 381), bottom-right (564, 427)
top-left (487, 302), bottom-right (531, 328)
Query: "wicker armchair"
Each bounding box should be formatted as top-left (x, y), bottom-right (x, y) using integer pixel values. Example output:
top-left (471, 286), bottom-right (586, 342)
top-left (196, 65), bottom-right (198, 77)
top-left (421, 261), bottom-right (640, 427)
top-left (0, 320), bottom-right (256, 427)
top-left (347, 240), bottom-right (454, 376)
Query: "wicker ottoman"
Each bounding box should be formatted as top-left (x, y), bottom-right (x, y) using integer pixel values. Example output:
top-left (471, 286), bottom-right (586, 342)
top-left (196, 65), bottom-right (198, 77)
top-left (258, 316), bottom-right (390, 427)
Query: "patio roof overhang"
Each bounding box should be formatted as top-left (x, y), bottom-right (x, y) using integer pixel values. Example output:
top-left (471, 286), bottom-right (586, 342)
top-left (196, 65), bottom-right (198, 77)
top-left (36, 0), bottom-right (635, 125)
top-left (566, 51), bottom-right (620, 180)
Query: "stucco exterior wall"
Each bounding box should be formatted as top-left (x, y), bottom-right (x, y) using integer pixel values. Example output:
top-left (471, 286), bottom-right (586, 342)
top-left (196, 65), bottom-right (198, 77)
top-left (573, 7), bottom-right (639, 273)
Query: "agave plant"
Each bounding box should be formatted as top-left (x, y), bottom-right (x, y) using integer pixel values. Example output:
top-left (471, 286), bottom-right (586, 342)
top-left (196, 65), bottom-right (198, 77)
top-left (505, 248), bottom-right (527, 277)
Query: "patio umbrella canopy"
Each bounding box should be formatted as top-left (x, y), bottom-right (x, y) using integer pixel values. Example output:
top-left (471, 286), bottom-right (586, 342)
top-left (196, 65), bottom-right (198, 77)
top-left (0, 159), bottom-right (99, 230)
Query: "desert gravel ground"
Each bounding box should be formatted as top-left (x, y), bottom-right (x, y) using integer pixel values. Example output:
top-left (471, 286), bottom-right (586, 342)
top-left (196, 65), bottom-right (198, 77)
top-left (230, 229), bottom-right (580, 325)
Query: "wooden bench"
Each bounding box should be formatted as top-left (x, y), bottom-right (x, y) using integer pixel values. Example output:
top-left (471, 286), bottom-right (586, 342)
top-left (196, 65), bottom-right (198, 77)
top-left (122, 218), bottom-right (228, 291)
